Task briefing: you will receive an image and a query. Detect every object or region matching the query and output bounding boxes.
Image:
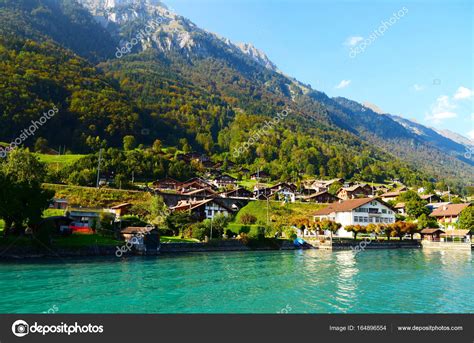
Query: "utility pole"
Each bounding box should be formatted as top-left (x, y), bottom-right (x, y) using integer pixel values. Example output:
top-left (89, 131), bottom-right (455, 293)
top-left (210, 216), bottom-right (213, 240)
top-left (266, 195), bottom-right (269, 228)
top-left (96, 148), bottom-right (103, 188)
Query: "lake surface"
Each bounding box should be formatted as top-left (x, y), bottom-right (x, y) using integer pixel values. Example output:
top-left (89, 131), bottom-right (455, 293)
top-left (0, 249), bottom-right (472, 313)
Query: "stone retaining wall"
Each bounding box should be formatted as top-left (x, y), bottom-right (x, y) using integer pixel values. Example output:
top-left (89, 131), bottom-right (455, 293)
top-left (0, 240), bottom-right (296, 258)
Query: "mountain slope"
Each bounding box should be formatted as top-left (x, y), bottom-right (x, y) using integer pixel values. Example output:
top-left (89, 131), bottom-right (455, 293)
top-left (0, 0), bottom-right (472, 187)
top-left (0, 0), bottom-right (117, 62)
top-left (434, 128), bottom-right (473, 147)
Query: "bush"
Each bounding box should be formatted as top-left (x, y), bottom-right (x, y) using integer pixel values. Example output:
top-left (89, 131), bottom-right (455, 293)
top-left (248, 226), bottom-right (266, 240)
top-left (191, 223), bottom-right (210, 241)
top-left (158, 227), bottom-right (175, 237)
top-left (34, 221), bottom-right (55, 247)
top-left (94, 212), bottom-right (116, 237)
top-left (283, 227), bottom-right (297, 240)
top-left (239, 225), bottom-right (251, 234)
top-left (265, 224), bottom-right (281, 238)
top-left (240, 213), bottom-right (257, 225)
top-left (237, 232), bottom-right (249, 245)
top-left (121, 215), bottom-right (148, 228)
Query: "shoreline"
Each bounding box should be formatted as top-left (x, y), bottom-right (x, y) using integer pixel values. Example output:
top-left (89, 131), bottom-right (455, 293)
top-left (0, 239), bottom-right (426, 259)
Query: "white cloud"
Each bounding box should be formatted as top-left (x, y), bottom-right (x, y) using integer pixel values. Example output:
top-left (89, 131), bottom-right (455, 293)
top-left (411, 84), bottom-right (424, 92)
top-left (426, 95), bottom-right (458, 124)
top-left (344, 36), bottom-right (363, 47)
top-left (335, 79), bottom-right (351, 89)
top-left (453, 86), bottom-right (473, 100)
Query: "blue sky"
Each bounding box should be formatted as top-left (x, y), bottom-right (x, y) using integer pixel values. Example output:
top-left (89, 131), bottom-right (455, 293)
top-left (165, 0), bottom-right (473, 140)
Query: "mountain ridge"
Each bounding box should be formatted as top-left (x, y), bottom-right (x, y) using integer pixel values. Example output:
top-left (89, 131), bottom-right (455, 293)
top-left (0, 0), bottom-right (472, 187)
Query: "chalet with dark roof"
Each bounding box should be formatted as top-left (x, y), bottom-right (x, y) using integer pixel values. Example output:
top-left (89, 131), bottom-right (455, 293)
top-left (213, 174), bottom-right (238, 188)
top-left (336, 184), bottom-right (373, 200)
top-left (152, 177), bottom-right (181, 191)
top-left (170, 198), bottom-right (235, 221)
top-left (222, 188), bottom-right (254, 199)
top-left (178, 177), bottom-right (216, 193)
top-left (250, 171), bottom-right (270, 180)
top-left (304, 190), bottom-right (340, 203)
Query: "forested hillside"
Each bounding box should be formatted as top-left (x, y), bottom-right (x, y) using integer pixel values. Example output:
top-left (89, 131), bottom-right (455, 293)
top-left (0, 0), bottom-right (472, 190)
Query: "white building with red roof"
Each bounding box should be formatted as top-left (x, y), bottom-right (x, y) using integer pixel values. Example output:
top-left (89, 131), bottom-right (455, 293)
top-left (313, 198), bottom-right (396, 237)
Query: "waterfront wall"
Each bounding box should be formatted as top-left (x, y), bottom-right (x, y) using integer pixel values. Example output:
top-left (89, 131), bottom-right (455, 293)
top-left (0, 239), bottom-right (425, 259)
top-left (304, 238), bottom-right (421, 250)
top-left (0, 240), bottom-right (296, 259)
top-left (0, 245), bottom-right (119, 259)
top-left (160, 240), bottom-right (296, 253)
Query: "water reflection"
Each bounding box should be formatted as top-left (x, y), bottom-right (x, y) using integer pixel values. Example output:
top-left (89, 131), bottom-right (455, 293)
top-left (333, 251), bottom-right (358, 312)
top-left (0, 250), bottom-right (472, 313)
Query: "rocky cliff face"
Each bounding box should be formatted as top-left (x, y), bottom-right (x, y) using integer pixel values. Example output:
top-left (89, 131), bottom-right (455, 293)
top-left (77, 0), bottom-right (278, 71)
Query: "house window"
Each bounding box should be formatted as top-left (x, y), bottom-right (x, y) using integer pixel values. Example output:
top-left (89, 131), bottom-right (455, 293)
top-left (207, 210), bottom-right (212, 216)
top-left (381, 209), bottom-right (387, 214)
top-left (354, 216), bottom-right (359, 222)
top-left (363, 217), bottom-right (368, 223)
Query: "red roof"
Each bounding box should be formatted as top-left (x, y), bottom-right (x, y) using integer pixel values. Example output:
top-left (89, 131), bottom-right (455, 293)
top-left (313, 198), bottom-right (377, 215)
top-left (381, 189), bottom-right (405, 197)
top-left (430, 203), bottom-right (470, 217)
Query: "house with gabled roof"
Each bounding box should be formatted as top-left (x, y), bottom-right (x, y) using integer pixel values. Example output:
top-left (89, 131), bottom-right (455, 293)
top-left (420, 194), bottom-right (441, 203)
top-left (212, 174), bottom-right (238, 188)
top-left (394, 202), bottom-right (406, 215)
top-left (181, 188), bottom-right (218, 198)
top-left (313, 198), bottom-right (396, 237)
top-left (250, 171), bottom-right (270, 180)
top-left (212, 160), bottom-right (236, 170)
top-left (152, 177), bottom-right (181, 191)
top-left (170, 198), bottom-right (235, 220)
top-left (380, 188), bottom-right (406, 202)
top-left (304, 190), bottom-right (340, 203)
top-left (222, 188), bottom-right (254, 199)
top-left (430, 203), bottom-right (471, 230)
top-left (336, 183), bottom-right (373, 200)
top-left (107, 203), bottom-right (132, 218)
top-left (49, 198), bottom-right (69, 210)
top-left (273, 187), bottom-right (296, 203)
top-left (178, 177), bottom-right (215, 193)
top-left (269, 182), bottom-right (297, 193)
top-left (311, 178), bottom-right (344, 192)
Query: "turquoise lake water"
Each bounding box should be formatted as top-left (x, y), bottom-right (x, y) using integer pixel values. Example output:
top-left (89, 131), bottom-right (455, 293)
top-left (0, 249), bottom-right (472, 313)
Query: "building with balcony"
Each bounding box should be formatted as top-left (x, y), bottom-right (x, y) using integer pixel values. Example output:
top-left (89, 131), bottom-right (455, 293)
top-left (312, 198), bottom-right (396, 237)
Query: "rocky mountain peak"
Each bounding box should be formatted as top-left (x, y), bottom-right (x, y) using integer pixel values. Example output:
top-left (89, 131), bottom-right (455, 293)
top-left (76, 0), bottom-right (278, 71)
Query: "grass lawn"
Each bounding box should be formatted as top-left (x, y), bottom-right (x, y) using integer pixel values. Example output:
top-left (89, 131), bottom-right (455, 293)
top-left (35, 153), bottom-right (85, 168)
top-left (43, 209), bottom-right (65, 217)
top-left (234, 200), bottom-right (326, 225)
top-left (0, 233), bottom-right (121, 248)
top-left (53, 233), bottom-right (122, 247)
top-left (43, 183), bottom-right (151, 208)
top-left (237, 179), bottom-right (270, 189)
top-left (160, 236), bottom-right (199, 243)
